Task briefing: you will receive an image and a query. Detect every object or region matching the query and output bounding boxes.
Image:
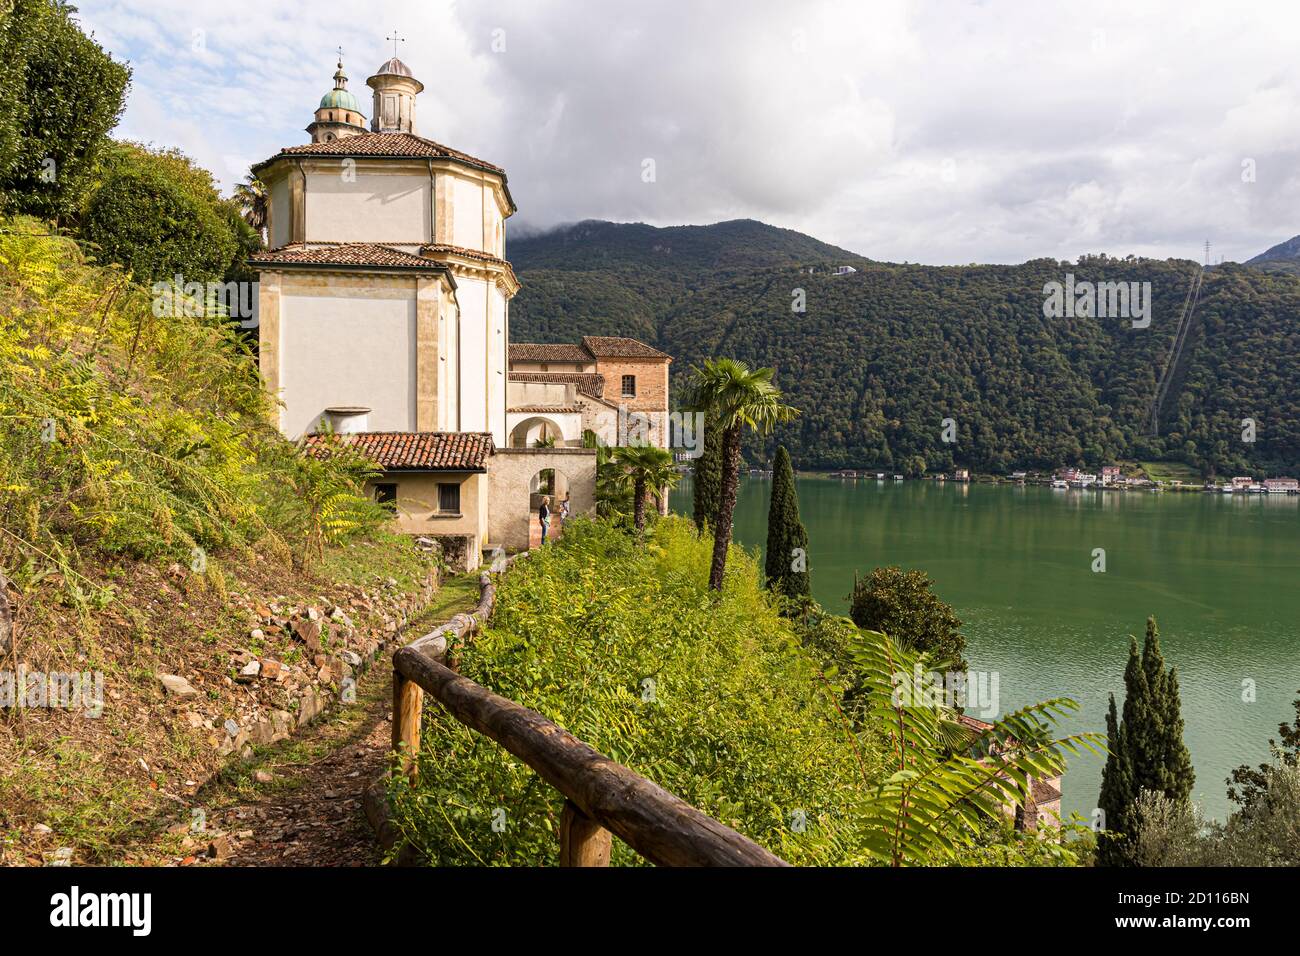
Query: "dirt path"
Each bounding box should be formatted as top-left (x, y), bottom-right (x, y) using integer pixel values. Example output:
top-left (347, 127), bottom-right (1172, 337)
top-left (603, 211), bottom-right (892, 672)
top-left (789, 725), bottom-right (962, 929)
top-left (199, 670), bottom-right (394, 867)
top-left (138, 573), bottom-right (481, 867)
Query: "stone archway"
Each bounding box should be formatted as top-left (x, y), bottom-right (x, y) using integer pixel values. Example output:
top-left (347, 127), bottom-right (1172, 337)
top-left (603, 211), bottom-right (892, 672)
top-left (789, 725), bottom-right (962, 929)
top-left (488, 448), bottom-right (597, 553)
top-left (509, 415), bottom-right (565, 449)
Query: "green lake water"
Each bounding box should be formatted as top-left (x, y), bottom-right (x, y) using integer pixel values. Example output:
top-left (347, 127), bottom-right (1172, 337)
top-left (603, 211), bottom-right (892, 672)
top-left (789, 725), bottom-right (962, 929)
top-left (671, 475), bottom-right (1300, 822)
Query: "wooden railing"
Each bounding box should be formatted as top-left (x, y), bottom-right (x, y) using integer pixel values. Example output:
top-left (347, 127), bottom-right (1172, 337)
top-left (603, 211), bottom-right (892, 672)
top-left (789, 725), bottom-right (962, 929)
top-left (389, 570), bottom-right (789, 867)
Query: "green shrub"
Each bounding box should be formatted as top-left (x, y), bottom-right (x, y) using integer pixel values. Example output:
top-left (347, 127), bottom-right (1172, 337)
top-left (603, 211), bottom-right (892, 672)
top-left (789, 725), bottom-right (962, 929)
top-left (0, 0), bottom-right (130, 221)
top-left (390, 516), bottom-right (882, 865)
top-left (78, 141), bottom-right (254, 285)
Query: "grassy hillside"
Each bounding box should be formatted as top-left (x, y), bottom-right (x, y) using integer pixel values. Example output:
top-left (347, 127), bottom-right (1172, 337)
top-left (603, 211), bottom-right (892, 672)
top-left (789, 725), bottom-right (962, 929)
top-left (510, 221), bottom-right (1300, 474)
top-left (388, 517), bottom-right (1087, 867)
top-left (0, 219), bottom-right (438, 863)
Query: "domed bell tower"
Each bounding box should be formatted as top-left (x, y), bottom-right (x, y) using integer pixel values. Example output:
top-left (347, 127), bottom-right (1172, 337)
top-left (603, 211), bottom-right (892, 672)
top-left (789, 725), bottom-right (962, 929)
top-left (367, 57), bottom-right (423, 134)
top-left (307, 58), bottom-right (367, 143)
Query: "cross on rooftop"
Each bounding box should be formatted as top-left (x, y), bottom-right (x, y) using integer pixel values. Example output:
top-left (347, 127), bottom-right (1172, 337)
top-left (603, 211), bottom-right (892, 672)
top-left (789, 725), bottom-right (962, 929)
top-left (386, 31), bottom-right (405, 57)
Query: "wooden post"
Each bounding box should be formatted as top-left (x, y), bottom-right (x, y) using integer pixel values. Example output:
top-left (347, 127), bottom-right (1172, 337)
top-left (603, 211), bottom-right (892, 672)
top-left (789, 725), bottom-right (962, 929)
top-left (559, 799), bottom-right (611, 867)
top-left (392, 671), bottom-right (423, 784)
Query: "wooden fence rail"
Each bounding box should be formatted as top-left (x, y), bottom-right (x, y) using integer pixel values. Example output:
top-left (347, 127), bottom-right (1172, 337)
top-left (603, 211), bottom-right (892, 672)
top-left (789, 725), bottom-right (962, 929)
top-left (388, 569), bottom-right (789, 868)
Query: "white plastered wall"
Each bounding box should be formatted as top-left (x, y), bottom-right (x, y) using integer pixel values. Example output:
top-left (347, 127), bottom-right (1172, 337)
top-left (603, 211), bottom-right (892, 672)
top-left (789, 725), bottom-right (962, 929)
top-left (278, 275), bottom-right (417, 438)
top-left (304, 166), bottom-right (430, 245)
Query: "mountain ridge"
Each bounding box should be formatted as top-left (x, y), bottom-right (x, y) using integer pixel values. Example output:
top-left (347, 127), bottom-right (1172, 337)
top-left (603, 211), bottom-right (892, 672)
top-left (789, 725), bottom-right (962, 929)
top-left (509, 219), bottom-right (1300, 474)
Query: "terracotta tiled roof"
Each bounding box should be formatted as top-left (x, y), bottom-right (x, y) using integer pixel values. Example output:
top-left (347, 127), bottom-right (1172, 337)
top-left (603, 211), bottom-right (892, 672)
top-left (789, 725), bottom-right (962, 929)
top-left (508, 372), bottom-right (606, 400)
top-left (509, 343), bottom-right (595, 364)
top-left (249, 243), bottom-right (451, 272)
top-left (302, 432), bottom-right (494, 471)
top-left (508, 405), bottom-right (581, 414)
top-left (257, 131), bottom-right (503, 173)
top-left (509, 338), bottom-right (669, 364)
top-left (421, 243), bottom-right (508, 266)
top-left (1032, 778), bottom-right (1062, 804)
top-left (580, 336), bottom-right (670, 360)
top-left (421, 243), bottom-right (519, 287)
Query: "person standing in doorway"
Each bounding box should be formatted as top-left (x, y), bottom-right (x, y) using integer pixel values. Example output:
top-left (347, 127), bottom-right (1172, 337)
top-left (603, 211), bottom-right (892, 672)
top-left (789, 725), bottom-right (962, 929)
top-left (539, 496), bottom-right (551, 546)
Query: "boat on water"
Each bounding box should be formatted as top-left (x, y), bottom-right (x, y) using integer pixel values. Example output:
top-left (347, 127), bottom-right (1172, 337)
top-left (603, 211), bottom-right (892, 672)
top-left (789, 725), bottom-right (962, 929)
top-left (1051, 479), bottom-right (1069, 489)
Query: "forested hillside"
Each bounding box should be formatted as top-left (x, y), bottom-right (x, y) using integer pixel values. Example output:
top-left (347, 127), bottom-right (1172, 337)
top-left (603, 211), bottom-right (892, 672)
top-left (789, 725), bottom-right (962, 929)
top-left (511, 222), bottom-right (1300, 474)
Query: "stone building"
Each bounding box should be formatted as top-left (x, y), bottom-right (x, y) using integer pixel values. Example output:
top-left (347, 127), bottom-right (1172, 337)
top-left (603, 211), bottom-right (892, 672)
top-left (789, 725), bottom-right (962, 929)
top-left (250, 55), bottom-right (604, 568)
top-left (958, 714), bottom-right (1063, 832)
top-left (506, 336), bottom-right (672, 449)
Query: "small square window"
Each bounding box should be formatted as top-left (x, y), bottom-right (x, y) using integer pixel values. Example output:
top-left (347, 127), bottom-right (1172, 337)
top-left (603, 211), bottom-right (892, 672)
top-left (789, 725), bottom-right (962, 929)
top-left (437, 482), bottom-right (461, 514)
top-left (375, 483), bottom-right (398, 510)
top-left (621, 374), bottom-right (636, 398)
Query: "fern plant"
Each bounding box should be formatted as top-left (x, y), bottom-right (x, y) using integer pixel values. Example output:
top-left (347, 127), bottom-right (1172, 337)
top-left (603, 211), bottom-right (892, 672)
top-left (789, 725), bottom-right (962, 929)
top-left (844, 627), bottom-right (1104, 865)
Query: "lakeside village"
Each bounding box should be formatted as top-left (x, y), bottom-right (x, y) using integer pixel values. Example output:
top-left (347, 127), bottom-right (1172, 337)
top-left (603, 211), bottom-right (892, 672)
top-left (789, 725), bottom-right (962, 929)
top-left (814, 465), bottom-right (1300, 494)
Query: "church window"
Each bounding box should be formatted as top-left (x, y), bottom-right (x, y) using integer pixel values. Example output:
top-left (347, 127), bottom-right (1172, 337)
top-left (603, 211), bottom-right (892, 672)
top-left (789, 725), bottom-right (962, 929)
top-left (621, 375), bottom-right (637, 398)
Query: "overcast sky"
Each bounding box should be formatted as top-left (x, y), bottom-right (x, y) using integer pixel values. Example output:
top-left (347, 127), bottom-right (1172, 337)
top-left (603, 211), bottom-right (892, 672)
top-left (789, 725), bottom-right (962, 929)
top-left (75, 0), bottom-right (1300, 265)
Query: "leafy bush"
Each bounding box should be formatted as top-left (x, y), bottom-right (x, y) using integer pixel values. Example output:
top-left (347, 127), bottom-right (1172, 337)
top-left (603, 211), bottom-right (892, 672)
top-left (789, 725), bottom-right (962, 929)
top-left (391, 516), bottom-right (882, 865)
top-left (79, 141), bottom-right (258, 285)
top-left (849, 566), bottom-right (967, 665)
top-left (1132, 765), bottom-right (1300, 867)
top-left (0, 0), bottom-right (130, 221)
top-left (390, 517), bottom-right (1096, 865)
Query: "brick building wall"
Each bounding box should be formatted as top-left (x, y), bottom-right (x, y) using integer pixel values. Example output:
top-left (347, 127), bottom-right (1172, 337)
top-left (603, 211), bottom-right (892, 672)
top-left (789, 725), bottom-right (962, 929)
top-left (594, 358), bottom-right (671, 448)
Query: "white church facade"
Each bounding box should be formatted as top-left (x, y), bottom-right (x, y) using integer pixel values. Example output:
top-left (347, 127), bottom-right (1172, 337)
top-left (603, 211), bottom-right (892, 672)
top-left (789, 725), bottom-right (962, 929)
top-left (249, 54), bottom-right (659, 568)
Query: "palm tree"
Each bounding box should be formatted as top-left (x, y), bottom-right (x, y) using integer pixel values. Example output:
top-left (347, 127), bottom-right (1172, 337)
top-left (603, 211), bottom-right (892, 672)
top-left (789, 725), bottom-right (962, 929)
top-left (684, 359), bottom-right (798, 590)
top-left (233, 173), bottom-right (269, 239)
top-left (612, 445), bottom-right (679, 533)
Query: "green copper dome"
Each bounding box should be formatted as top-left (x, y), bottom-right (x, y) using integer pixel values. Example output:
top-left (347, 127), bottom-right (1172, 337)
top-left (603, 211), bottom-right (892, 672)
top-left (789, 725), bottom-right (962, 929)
top-left (319, 88), bottom-right (359, 111)
top-left (317, 59), bottom-right (361, 115)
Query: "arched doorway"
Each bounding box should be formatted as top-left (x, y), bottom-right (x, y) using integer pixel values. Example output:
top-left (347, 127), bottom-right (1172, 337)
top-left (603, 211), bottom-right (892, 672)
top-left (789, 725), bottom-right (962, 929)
top-left (528, 467), bottom-right (571, 548)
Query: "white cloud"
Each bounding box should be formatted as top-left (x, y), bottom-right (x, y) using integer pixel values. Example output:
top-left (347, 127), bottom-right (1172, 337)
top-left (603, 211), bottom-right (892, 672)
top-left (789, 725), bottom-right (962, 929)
top-left (74, 0), bottom-right (1300, 264)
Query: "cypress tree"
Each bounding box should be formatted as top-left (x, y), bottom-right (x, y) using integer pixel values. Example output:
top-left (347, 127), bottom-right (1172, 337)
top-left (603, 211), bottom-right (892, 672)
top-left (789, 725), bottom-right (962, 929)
top-left (1097, 616), bottom-right (1196, 866)
top-left (1120, 634), bottom-right (1161, 793)
top-left (1161, 664), bottom-right (1196, 802)
top-left (692, 412), bottom-right (722, 531)
top-left (1097, 693), bottom-right (1137, 866)
top-left (764, 446), bottom-right (810, 599)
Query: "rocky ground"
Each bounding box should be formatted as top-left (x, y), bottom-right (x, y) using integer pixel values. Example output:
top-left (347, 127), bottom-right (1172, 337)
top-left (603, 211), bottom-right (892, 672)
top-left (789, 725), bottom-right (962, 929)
top-left (138, 572), bottom-right (481, 867)
top-left (157, 667), bottom-right (395, 867)
top-left (0, 534), bottom-right (464, 865)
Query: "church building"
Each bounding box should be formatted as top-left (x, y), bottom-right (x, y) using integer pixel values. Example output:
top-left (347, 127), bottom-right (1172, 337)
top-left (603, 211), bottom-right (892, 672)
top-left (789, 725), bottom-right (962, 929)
top-left (249, 54), bottom-right (668, 568)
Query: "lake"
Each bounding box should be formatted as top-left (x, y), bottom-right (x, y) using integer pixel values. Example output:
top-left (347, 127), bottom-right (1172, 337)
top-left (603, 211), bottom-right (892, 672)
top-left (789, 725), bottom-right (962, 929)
top-left (671, 475), bottom-right (1300, 822)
